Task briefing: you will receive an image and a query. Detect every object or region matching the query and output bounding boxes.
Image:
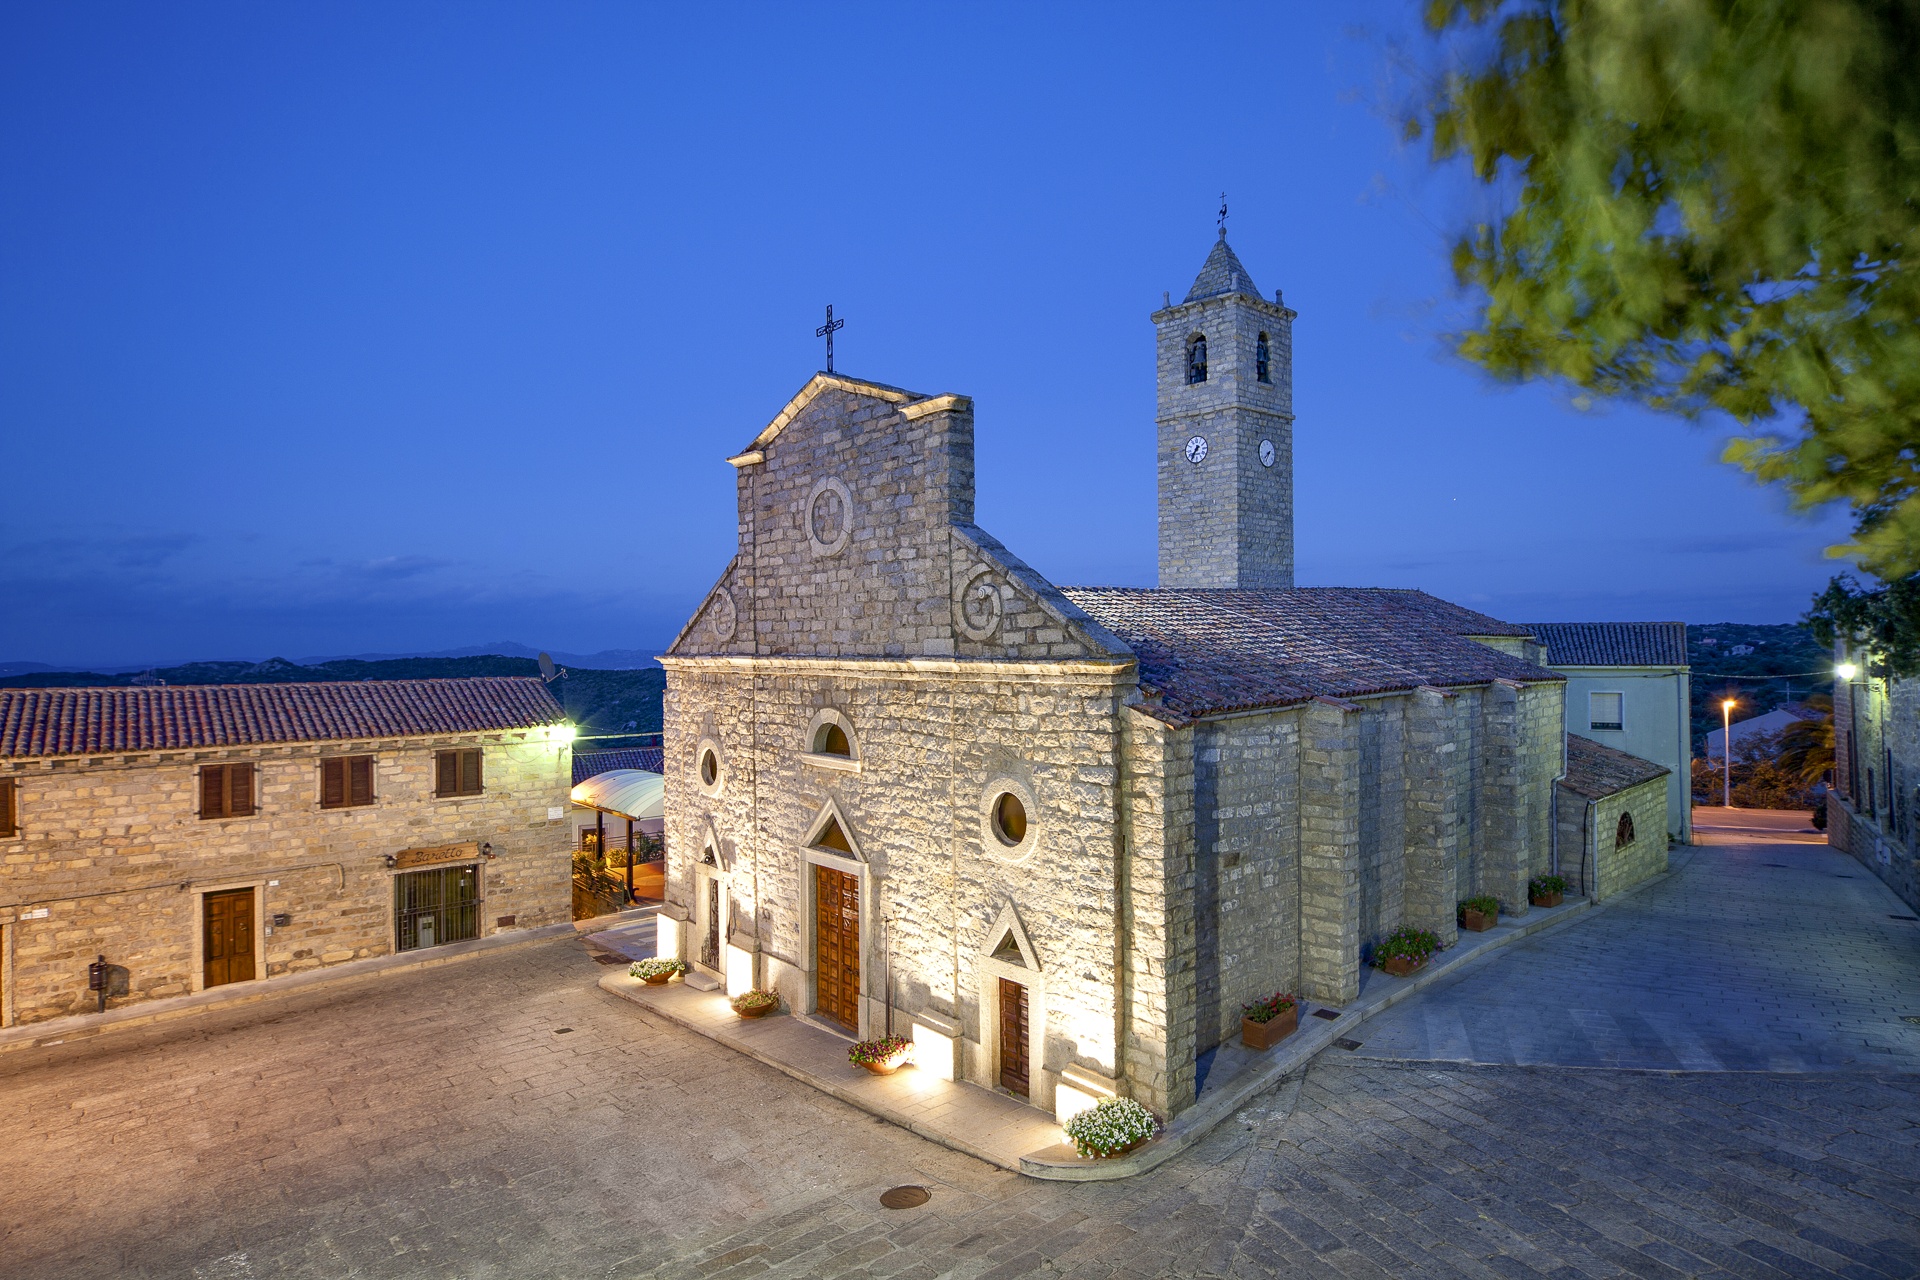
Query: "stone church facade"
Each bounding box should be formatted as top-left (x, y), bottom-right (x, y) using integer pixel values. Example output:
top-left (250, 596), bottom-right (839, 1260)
top-left (658, 234), bottom-right (1565, 1120)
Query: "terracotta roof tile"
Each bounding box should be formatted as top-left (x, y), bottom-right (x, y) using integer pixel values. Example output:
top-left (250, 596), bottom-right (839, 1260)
top-left (1559, 733), bottom-right (1671, 799)
top-left (0, 678), bottom-right (565, 759)
top-left (1526, 622), bottom-right (1688, 667)
top-left (573, 746), bottom-right (664, 786)
top-left (1060, 587), bottom-right (1559, 724)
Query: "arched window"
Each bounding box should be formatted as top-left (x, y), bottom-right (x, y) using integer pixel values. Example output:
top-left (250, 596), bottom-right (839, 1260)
top-left (815, 722), bottom-right (851, 757)
top-left (1615, 812), bottom-right (1636, 849)
top-left (1186, 333), bottom-right (1208, 384)
top-left (1256, 332), bottom-right (1271, 383)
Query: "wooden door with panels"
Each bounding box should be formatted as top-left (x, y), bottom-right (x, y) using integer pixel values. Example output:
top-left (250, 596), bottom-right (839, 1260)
top-left (813, 864), bottom-right (860, 1031)
top-left (998, 978), bottom-right (1030, 1096)
top-left (203, 887), bottom-right (256, 988)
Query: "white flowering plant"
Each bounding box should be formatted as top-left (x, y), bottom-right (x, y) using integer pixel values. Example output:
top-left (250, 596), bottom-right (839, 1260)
top-left (1062, 1097), bottom-right (1158, 1159)
top-left (629, 958), bottom-right (687, 980)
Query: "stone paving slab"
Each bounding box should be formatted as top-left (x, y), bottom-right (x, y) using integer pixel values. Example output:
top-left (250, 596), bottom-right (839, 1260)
top-left (599, 892), bottom-right (1606, 1181)
top-left (1355, 808), bottom-right (1920, 1073)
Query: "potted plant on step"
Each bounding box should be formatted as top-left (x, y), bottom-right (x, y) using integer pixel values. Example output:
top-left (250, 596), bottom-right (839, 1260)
top-left (1241, 992), bottom-right (1299, 1050)
top-left (1457, 896), bottom-right (1499, 932)
top-left (1373, 927), bottom-right (1440, 978)
top-left (1529, 875), bottom-right (1567, 908)
top-left (849, 1034), bottom-right (915, 1075)
top-left (1063, 1097), bottom-right (1159, 1159)
top-left (731, 989), bottom-right (779, 1018)
top-left (629, 958), bottom-right (686, 985)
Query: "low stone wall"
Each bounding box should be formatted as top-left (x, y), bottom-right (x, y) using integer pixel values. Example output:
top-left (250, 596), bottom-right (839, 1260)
top-left (1830, 796), bottom-right (1920, 913)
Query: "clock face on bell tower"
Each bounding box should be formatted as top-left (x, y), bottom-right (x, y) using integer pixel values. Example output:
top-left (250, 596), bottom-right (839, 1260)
top-left (1153, 232), bottom-right (1296, 589)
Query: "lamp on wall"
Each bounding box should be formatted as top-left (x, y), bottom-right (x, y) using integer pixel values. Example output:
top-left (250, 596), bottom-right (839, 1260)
top-left (383, 854), bottom-right (397, 868)
top-left (480, 842), bottom-right (496, 860)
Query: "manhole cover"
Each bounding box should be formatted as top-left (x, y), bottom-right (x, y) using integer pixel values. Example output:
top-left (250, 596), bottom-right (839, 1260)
top-left (1334, 1038), bottom-right (1363, 1051)
top-left (879, 1185), bottom-right (930, 1210)
top-left (590, 953), bottom-right (626, 965)
top-left (1312, 1008), bottom-right (1341, 1021)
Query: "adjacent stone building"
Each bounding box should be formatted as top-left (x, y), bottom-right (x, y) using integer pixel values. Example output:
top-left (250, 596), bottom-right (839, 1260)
top-left (1527, 622), bottom-right (1691, 842)
top-left (1828, 647), bottom-right (1920, 912)
top-left (657, 234), bottom-right (1568, 1121)
top-left (1554, 734), bottom-right (1671, 901)
top-left (0, 678), bottom-right (574, 1028)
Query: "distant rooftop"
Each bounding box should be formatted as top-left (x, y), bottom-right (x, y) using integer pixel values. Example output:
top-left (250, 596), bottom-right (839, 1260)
top-left (1526, 622), bottom-right (1688, 668)
top-left (573, 746), bottom-right (664, 787)
top-left (0, 678), bottom-right (565, 758)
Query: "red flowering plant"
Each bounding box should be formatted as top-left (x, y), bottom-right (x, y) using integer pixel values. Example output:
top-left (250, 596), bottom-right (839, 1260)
top-left (1241, 992), bottom-right (1297, 1024)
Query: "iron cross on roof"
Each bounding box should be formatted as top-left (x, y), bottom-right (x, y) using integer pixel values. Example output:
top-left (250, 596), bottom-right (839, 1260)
top-left (1218, 192), bottom-right (1228, 237)
top-left (816, 304), bottom-right (845, 373)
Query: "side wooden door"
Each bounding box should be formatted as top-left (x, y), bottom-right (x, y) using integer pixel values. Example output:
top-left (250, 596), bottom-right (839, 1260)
top-left (203, 888), bottom-right (256, 988)
top-left (998, 978), bottom-right (1029, 1096)
top-left (813, 864), bottom-right (859, 1031)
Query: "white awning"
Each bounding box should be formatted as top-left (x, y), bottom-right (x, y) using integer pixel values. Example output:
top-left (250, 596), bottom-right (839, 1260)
top-left (569, 768), bottom-right (663, 820)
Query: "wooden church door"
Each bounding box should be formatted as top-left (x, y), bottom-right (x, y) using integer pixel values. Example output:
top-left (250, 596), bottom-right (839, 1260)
top-left (998, 978), bottom-right (1029, 1096)
top-left (813, 865), bottom-right (860, 1031)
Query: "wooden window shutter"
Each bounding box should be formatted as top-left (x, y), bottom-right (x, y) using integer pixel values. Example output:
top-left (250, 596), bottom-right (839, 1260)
top-left (461, 749), bottom-right (482, 795)
top-left (349, 755), bottom-right (374, 806)
top-left (436, 751), bottom-right (457, 796)
top-left (229, 764), bottom-right (254, 817)
top-left (321, 758), bottom-right (346, 809)
top-left (201, 766), bottom-right (226, 819)
top-left (0, 778), bottom-right (16, 836)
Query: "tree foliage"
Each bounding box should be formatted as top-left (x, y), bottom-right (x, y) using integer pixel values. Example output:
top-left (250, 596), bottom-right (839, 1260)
top-left (1414, 1), bottom-right (1920, 576)
top-left (1806, 571), bottom-right (1920, 675)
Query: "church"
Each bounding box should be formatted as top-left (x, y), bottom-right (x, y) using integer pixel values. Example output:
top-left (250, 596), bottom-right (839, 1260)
top-left (656, 233), bottom-right (1565, 1121)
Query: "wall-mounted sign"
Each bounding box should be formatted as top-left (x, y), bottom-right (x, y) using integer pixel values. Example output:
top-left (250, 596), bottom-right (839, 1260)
top-left (392, 841), bottom-right (480, 871)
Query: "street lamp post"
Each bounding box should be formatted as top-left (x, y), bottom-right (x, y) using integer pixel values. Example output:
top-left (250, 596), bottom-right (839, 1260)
top-left (1722, 698), bottom-right (1736, 808)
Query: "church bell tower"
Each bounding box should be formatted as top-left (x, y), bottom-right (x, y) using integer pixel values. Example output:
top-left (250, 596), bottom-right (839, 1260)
top-left (1154, 232), bottom-right (1296, 588)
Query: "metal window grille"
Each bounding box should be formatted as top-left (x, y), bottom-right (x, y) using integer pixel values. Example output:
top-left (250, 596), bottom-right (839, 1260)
top-left (395, 864), bottom-right (480, 952)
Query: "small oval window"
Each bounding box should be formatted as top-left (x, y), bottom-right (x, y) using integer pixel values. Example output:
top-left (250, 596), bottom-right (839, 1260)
top-left (699, 749), bottom-right (719, 787)
top-left (815, 723), bottom-right (851, 757)
top-left (992, 792), bottom-right (1028, 847)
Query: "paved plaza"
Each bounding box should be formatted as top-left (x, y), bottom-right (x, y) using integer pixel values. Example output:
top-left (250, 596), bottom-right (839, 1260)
top-left (0, 812), bottom-right (1915, 1279)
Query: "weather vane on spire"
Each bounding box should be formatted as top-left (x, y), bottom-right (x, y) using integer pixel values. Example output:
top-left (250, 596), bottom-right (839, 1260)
top-left (816, 304), bottom-right (845, 373)
top-left (1218, 192), bottom-right (1228, 237)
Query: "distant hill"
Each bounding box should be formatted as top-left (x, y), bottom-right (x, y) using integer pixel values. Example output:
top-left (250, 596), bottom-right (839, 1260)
top-left (0, 654), bottom-right (666, 747)
top-left (1688, 623), bottom-right (1830, 753)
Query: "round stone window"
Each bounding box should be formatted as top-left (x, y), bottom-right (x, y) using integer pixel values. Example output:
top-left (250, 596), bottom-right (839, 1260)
top-left (978, 777), bottom-right (1038, 862)
top-left (695, 737), bottom-right (726, 796)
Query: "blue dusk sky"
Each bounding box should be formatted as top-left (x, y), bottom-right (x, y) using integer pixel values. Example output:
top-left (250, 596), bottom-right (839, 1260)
top-left (0, 3), bottom-right (1848, 669)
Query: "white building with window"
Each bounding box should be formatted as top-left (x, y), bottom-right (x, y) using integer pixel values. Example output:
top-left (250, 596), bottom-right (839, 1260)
top-left (1525, 622), bottom-right (1691, 843)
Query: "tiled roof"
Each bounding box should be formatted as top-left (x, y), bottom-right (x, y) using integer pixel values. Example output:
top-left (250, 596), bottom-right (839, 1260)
top-left (1559, 733), bottom-right (1671, 799)
top-left (573, 746), bottom-right (664, 787)
top-left (1184, 234), bottom-right (1261, 302)
top-left (0, 679), bottom-right (565, 759)
top-left (1526, 622), bottom-right (1688, 668)
top-left (1060, 587), bottom-right (1559, 725)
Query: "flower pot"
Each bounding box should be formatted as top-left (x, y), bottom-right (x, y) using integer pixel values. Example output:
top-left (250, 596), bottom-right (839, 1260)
top-left (1382, 954), bottom-right (1424, 978)
top-left (1241, 1006), bottom-right (1298, 1050)
top-left (1459, 908), bottom-right (1496, 933)
top-left (735, 1004), bottom-right (773, 1018)
top-left (1529, 890), bottom-right (1563, 908)
top-left (860, 1054), bottom-right (911, 1076)
top-left (1088, 1135), bottom-right (1148, 1159)
top-left (642, 973), bottom-right (673, 986)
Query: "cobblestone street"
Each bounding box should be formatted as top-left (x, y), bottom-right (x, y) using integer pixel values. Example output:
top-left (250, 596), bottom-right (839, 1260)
top-left (1, 814), bottom-right (1916, 1279)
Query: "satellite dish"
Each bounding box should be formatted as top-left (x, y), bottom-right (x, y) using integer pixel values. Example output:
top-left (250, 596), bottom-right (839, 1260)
top-left (538, 652), bottom-right (557, 683)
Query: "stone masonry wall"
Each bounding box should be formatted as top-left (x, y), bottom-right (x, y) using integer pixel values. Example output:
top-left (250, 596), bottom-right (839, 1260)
top-left (662, 658), bottom-right (1132, 1114)
top-left (1188, 708), bottom-right (1302, 1053)
top-left (1120, 706), bottom-right (1197, 1116)
top-left (0, 735), bottom-right (571, 1027)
